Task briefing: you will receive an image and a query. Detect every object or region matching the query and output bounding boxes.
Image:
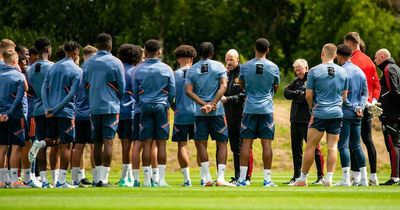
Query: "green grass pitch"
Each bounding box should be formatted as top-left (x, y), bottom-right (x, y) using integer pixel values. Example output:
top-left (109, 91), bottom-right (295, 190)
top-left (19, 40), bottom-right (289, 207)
top-left (1, 172), bottom-right (399, 210)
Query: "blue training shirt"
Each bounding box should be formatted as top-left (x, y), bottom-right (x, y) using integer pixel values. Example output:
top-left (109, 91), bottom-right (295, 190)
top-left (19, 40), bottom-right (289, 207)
top-left (306, 62), bottom-right (348, 119)
top-left (341, 61), bottom-right (368, 119)
top-left (133, 58), bottom-right (175, 106)
top-left (28, 60), bottom-right (53, 116)
top-left (129, 66), bottom-right (141, 114)
top-left (41, 57), bottom-right (82, 119)
top-left (0, 65), bottom-right (26, 119)
top-left (239, 58), bottom-right (280, 114)
top-left (83, 51), bottom-right (126, 115)
top-left (185, 59), bottom-right (227, 116)
top-left (174, 67), bottom-right (195, 125)
top-left (120, 63), bottom-right (135, 120)
top-left (75, 68), bottom-right (90, 121)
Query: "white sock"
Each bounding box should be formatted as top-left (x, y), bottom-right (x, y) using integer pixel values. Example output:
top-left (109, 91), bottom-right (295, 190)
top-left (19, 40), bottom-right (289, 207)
top-left (127, 164), bottom-right (133, 181)
top-left (200, 162), bottom-right (212, 182)
top-left (0, 168), bottom-right (5, 182)
top-left (263, 169), bottom-right (271, 182)
top-left (92, 167), bottom-right (98, 183)
top-left (40, 171), bottom-right (47, 183)
top-left (10, 168), bottom-right (18, 183)
top-left (299, 172), bottom-right (308, 182)
top-left (103, 167), bottom-right (110, 183)
top-left (72, 167), bottom-right (80, 183)
top-left (238, 166), bottom-right (248, 182)
top-left (360, 167), bottom-right (368, 181)
top-left (181, 167), bottom-right (191, 182)
top-left (94, 166), bottom-right (103, 183)
top-left (159, 165), bottom-right (166, 183)
top-left (326, 172), bottom-right (334, 183)
top-left (342, 167), bottom-right (350, 182)
top-left (152, 167), bottom-right (159, 183)
top-left (58, 169), bottom-right (67, 184)
top-left (392, 177), bottom-right (399, 182)
top-left (38, 140), bottom-right (46, 148)
top-left (23, 168), bottom-right (31, 183)
top-left (121, 164), bottom-right (129, 180)
top-left (217, 164), bottom-right (226, 182)
top-left (79, 169), bottom-right (85, 180)
top-left (132, 169), bottom-right (140, 182)
top-left (200, 165), bottom-right (205, 181)
top-left (5, 169), bottom-right (10, 183)
top-left (51, 169), bottom-right (59, 184)
top-left (370, 173), bottom-right (377, 181)
top-left (143, 166), bottom-right (151, 186)
top-left (353, 171), bottom-right (361, 183)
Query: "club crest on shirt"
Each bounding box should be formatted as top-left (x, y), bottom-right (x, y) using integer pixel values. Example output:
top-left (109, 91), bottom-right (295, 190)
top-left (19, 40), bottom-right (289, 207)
top-left (234, 77), bottom-right (239, 84)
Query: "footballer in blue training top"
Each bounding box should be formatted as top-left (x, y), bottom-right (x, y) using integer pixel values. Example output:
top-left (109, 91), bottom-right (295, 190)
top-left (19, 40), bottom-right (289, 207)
top-left (237, 38), bottom-right (280, 187)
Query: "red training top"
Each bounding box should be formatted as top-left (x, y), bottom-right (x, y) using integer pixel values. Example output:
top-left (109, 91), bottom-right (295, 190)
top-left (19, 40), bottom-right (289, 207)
top-left (350, 50), bottom-right (381, 102)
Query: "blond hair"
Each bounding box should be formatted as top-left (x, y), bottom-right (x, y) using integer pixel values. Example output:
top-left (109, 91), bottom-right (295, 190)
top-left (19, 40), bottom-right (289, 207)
top-left (323, 43), bottom-right (337, 59)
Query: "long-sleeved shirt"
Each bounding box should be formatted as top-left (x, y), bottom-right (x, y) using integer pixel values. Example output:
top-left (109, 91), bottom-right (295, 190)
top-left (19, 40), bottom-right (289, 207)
top-left (173, 67), bottom-right (195, 125)
top-left (239, 58), bottom-right (280, 114)
top-left (378, 58), bottom-right (400, 121)
top-left (83, 51), bottom-right (125, 115)
top-left (41, 57), bottom-right (82, 119)
top-left (223, 65), bottom-right (245, 124)
top-left (341, 61), bottom-right (368, 119)
top-left (283, 73), bottom-right (310, 123)
top-left (75, 71), bottom-right (90, 121)
top-left (133, 58), bottom-right (175, 106)
top-left (120, 63), bottom-right (135, 120)
top-left (185, 59), bottom-right (227, 116)
top-left (28, 60), bottom-right (53, 116)
top-left (0, 65), bottom-right (26, 119)
top-left (351, 50), bottom-right (381, 102)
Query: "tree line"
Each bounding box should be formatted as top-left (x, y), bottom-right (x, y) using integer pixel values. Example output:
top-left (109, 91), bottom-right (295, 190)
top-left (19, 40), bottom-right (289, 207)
top-left (1, 0), bottom-right (400, 76)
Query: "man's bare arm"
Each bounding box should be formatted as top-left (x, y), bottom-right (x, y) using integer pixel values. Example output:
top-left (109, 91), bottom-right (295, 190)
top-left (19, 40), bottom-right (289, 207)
top-left (306, 89), bottom-right (314, 109)
top-left (186, 83), bottom-right (207, 106)
top-left (211, 77), bottom-right (227, 105)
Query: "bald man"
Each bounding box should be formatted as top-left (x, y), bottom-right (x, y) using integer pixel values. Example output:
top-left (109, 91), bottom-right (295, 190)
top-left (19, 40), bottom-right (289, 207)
top-left (221, 49), bottom-right (253, 184)
top-left (292, 43), bottom-right (348, 187)
top-left (374, 49), bottom-right (400, 185)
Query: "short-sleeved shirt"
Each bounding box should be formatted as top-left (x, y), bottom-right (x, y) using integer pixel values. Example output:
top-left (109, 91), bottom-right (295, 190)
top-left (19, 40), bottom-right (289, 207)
top-left (174, 67), bottom-right (195, 125)
top-left (185, 59), bottom-right (227, 116)
top-left (239, 58), bottom-right (280, 114)
top-left (306, 63), bottom-right (348, 119)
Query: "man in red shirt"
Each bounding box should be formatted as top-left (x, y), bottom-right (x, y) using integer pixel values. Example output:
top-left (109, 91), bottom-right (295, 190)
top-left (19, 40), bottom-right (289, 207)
top-left (344, 32), bottom-right (381, 186)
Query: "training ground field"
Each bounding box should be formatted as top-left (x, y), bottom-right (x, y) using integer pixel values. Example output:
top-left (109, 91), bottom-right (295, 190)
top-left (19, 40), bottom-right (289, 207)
top-left (0, 172), bottom-right (399, 210)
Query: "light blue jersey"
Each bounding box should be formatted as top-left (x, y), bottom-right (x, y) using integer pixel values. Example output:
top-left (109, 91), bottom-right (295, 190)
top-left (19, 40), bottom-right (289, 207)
top-left (0, 65), bottom-right (26, 119)
top-left (185, 59), bottom-right (227, 116)
top-left (41, 57), bottom-right (82, 119)
top-left (28, 60), bottom-right (53, 116)
top-left (120, 63), bottom-right (135, 120)
top-left (83, 51), bottom-right (125, 115)
top-left (341, 61), bottom-right (368, 119)
top-left (174, 67), bottom-right (195, 125)
top-left (239, 58), bottom-right (280, 114)
top-left (133, 58), bottom-right (175, 106)
top-left (75, 70), bottom-right (90, 121)
top-left (306, 62), bottom-right (348, 119)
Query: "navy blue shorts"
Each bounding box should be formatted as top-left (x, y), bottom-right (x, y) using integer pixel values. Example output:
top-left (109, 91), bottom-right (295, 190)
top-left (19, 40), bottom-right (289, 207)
top-left (194, 116), bottom-right (228, 142)
top-left (118, 119), bottom-right (134, 140)
top-left (172, 124), bottom-right (194, 142)
top-left (240, 113), bottom-right (275, 140)
top-left (75, 120), bottom-right (93, 144)
top-left (47, 117), bottom-right (75, 144)
top-left (309, 117), bottom-right (342, 134)
top-left (133, 113), bottom-right (140, 140)
top-left (91, 114), bottom-right (119, 142)
top-left (0, 118), bottom-right (25, 146)
top-left (34, 115), bottom-right (47, 141)
top-left (139, 103), bottom-right (169, 141)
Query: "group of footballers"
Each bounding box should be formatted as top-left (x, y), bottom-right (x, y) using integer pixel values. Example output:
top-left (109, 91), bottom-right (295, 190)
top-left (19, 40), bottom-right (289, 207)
top-left (0, 31), bottom-right (399, 189)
